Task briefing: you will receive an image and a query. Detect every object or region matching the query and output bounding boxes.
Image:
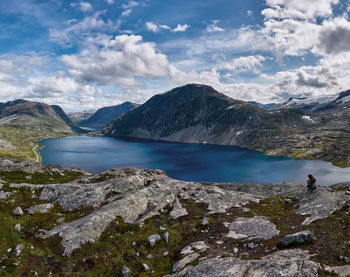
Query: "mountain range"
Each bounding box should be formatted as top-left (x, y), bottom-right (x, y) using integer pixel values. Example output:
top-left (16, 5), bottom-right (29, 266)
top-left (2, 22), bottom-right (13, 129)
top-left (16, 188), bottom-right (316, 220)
top-left (1, 84), bottom-right (350, 167)
top-left (102, 84), bottom-right (350, 167)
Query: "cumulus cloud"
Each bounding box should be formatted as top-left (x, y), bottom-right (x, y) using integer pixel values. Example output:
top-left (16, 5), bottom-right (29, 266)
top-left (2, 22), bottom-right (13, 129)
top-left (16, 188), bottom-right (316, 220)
top-left (262, 0), bottom-right (339, 20)
top-left (61, 35), bottom-right (181, 87)
top-left (219, 55), bottom-right (266, 74)
top-left (172, 24), bottom-right (190, 32)
top-left (70, 1), bottom-right (93, 13)
top-left (206, 20), bottom-right (224, 32)
top-left (106, 0), bottom-right (115, 4)
top-left (316, 17), bottom-right (350, 55)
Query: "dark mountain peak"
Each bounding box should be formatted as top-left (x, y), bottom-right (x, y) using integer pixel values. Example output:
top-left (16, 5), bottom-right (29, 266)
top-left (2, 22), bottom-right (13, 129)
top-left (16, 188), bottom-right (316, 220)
top-left (164, 84), bottom-right (221, 98)
top-left (335, 89), bottom-right (350, 101)
top-left (79, 101), bottom-right (138, 130)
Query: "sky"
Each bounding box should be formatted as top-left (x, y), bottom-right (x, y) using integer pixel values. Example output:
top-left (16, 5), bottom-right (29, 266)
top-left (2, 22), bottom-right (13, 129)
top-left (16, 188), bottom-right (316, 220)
top-left (1, 0), bottom-right (350, 111)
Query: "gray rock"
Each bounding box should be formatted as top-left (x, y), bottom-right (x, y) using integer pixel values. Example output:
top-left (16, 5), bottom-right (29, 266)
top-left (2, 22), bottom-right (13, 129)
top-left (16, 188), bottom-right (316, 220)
top-left (0, 191), bottom-right (11, 200)
top-left (13, 244), bottom-right (24, 257)
top-left (163, 251), bottom-right (169, 256)
top-left (148, 234), bottom-right (161, 247)
top-left (14, 224), bottom-right (21, 232)
top-left (181, 245), bottom-right (194, 256)
top-left (39, 169), bottom-right (260, 255)
top-left (27, 204), bottom-right (54, 215)
top-left (122, 266), bottom-right (131, 277)
top-left (142, 263), bottom-right (150, 271)
top-left (278, 231), bottom-right (314, 248)
top-left (146, 254), bottom-right (153, 259)
top-left (172, 253), bottom-right (200, 273)
top-left (228, 216), bottom-right (279, 240)
top-left (163, 232), bottom-right (169, 244)
top-left (12, 207), bottom-right (23, 216)
top-left (170, 199), bottom-right (188, 219)
top-left (331, 265), bottom-right (350, 277)
top-left (166, 249), bottom-right (319, 277)
top-left (191, 241), bottom-right (208, 253)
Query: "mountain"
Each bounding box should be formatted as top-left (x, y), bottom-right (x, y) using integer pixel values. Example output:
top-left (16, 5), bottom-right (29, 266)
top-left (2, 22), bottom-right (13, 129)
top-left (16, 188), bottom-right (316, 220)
top-left (103, 84), bottom-right (350, 167)
top-left (0, 99), bottom-right (77, 161)
top-left (80, 102), bottom-right (139, 130)
top-left (67, 110), bottom-right (95, 125)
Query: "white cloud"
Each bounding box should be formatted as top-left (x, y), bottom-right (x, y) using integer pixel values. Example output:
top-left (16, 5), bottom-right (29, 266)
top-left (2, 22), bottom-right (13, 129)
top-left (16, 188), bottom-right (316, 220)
top-left (145, 22), bottom-right (170, 32)
top-left (121, 1), bottom-right (140, 16)
top-left (172, 24), bottom-right (190, 32)
top-left (49, 11), bottom-right (118, 47)
top-left (70, 1), bottom-right (93, 13)
top-left (61, 35), bottom-right (181, 87)
top-left (145, 22), bottom-right (189, 33)
top-left (106, 0), bottom-right (115, 4)
top-left (262, 0), bottom-right (339, 20)
top-left (247, 10), bottom-right (253, 16)
top-left (219, 55), bottom-right (266, 74)
top-left (206, 20), bottom-right (224, 32)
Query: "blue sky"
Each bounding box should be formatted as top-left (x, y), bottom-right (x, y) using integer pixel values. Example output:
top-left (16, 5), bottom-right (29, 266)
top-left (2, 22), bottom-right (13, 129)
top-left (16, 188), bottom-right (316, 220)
top-left (1, 0), bottom-right (350, 111)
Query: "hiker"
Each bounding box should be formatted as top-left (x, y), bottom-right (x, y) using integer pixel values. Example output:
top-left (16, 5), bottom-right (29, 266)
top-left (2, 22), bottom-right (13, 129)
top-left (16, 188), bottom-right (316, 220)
top-left (306, 174), bottom-right (317, 192)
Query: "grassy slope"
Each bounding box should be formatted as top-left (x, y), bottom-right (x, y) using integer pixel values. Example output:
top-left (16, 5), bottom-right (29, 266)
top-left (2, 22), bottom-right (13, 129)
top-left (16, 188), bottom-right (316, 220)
top-left (0, 123), bottom-right (75, 162)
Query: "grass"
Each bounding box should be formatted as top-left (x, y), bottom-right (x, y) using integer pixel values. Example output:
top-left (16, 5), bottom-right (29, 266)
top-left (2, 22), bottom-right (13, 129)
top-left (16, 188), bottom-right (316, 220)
top-left (0, 125), bottom-right (75, 162)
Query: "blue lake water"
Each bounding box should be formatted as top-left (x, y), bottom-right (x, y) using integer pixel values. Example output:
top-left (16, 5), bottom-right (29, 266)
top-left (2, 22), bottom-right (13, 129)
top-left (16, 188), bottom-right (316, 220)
top-left (39, 136), bottom-right (350, 185)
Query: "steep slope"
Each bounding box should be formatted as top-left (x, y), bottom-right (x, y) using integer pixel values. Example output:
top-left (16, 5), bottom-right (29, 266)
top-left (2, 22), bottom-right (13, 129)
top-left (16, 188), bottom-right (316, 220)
top-left (104, 84), bottom-right (309, 146)
top-left (103, 84), bottom-right (350, 167)
top-left (0, 99), bottom-right (77, 161)
top-left (80, 102), bottom-right (138, 130)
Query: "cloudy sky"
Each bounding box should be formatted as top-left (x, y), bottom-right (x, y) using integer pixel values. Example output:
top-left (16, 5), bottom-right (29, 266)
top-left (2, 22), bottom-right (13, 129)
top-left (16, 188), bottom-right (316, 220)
top-left (1, 0), bottom-right (350, 111)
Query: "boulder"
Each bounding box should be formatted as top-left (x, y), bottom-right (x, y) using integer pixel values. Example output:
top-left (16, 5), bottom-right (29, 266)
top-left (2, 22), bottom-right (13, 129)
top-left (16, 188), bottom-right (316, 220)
top-left (13, 244), bottom-right (24, 257)
top-left (14, 224), bottom-right (21, 232)
top-left (170, 199), bottom-right (188, 219)
top-left (148, 234), bottom-right (161, 247)
top-left (278, 231), bottom-right (314, 248)
top-left (12, 207), bottom-right (23, 216)
top-left (172, 253), bottom-right (200, 273)
top-left (122, 266), bottom-right (131, 277)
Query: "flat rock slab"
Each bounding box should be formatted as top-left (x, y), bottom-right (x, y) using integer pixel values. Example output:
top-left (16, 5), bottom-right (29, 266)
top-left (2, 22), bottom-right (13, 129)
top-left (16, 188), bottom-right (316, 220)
top-left (166, 249), bottom-right (319, 277)
top-left (172, 253), bottom-right (200, 273)
top-left (228, 216), bottom-right (279, 240)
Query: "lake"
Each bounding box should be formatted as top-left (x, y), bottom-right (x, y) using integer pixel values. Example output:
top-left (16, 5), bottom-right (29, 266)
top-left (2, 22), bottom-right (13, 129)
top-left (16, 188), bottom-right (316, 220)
top-left (39, 136), bottom-right (350, 185)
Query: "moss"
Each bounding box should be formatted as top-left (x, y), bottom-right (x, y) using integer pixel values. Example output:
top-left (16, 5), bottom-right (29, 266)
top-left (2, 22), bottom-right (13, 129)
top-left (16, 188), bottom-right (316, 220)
top-left (0, 171), bottom-right (82, 185)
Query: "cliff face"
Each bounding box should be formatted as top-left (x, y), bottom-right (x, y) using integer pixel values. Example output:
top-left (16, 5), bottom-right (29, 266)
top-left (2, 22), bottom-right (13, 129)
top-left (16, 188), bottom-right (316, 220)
top-left (0, 159), bottom-right (349, 276)
top-left (103, 84), bottom-right (350, 167)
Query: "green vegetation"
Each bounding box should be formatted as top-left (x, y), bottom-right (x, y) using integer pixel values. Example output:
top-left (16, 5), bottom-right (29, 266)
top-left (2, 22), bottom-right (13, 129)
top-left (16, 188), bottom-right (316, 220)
top-left (0, 125), bottom-right (74, 162)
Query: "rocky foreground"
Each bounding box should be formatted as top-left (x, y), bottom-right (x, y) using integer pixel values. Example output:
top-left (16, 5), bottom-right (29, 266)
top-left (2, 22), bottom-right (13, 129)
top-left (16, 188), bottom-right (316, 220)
top-left (0, 159), bottom-right (349, 276)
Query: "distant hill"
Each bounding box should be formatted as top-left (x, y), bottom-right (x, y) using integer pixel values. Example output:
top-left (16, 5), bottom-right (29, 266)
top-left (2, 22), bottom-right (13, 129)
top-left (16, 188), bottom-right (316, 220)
top-left (0, 99), bottom-right (77, 161)
top-left (80, 102), bottom-right (139, 130)
top-left (67, 110), bottom-right (95, 125)
top-left (103, 84), bottom-right (350, 167)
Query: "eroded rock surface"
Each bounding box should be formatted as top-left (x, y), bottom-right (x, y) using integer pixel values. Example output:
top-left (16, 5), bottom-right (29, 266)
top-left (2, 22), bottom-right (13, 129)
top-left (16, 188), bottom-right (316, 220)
top-left (166, 249), bottom-right (320, 277)
top-left (227, 216), bottom-right (280, 240)
top-left (39, 169), bottom-right (260, 255)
